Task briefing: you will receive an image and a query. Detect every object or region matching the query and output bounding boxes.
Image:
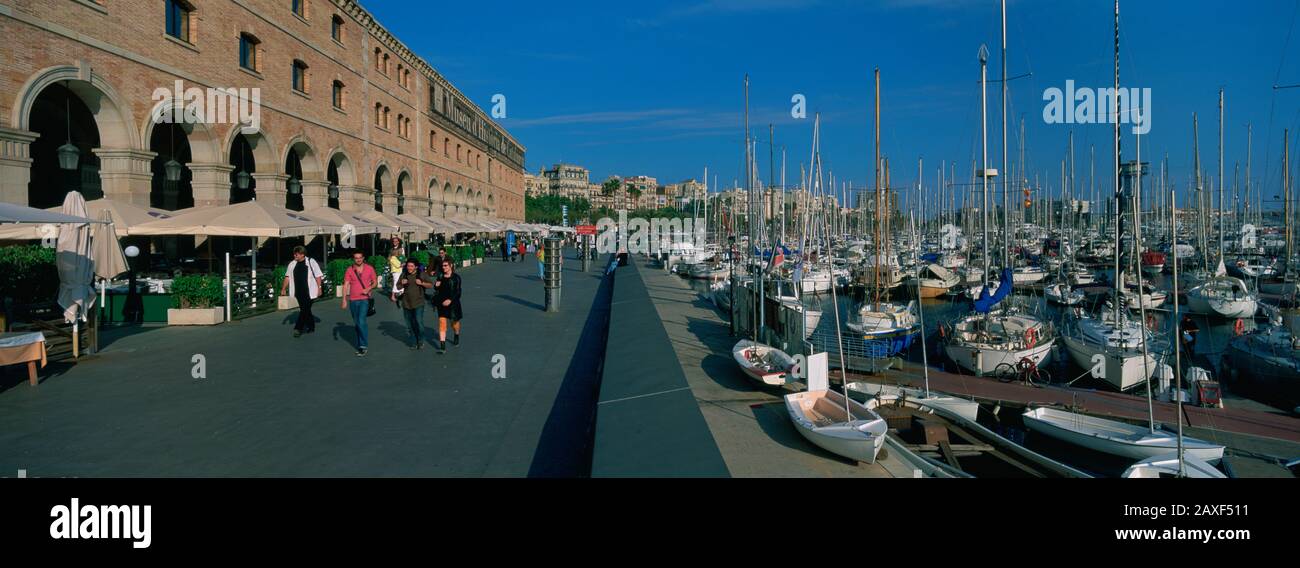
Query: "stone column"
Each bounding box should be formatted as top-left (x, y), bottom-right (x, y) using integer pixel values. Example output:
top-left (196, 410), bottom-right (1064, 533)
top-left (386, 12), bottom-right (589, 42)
top-left (0, 127), bottom-right (38, 205)
top-left (300, 179), bottom-right (330, 210)
top-left (381, 192), bottom-right (398, 212)
top-left (406, 196), bottom-right (431, 218)
top-left (189, 162), bottom-right (235, 208)
top-left (338, 185), bottom-right (371, 212)
top-left (251, 172), bottom-right (289, 207)
top-left (94, 148), bottom-right (155, 206)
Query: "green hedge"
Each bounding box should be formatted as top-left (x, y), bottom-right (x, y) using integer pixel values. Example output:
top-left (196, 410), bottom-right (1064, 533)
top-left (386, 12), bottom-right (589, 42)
top-left (326, 259), bottom-right (352, 295)
top-left (472, 244), bottom-right (485, 259)
top-left (410, 250), bottom-right (431, 270)
top-left (0, 245), bottom-right (58, 304)
top-left (171, 275), bottom-right (224, 309)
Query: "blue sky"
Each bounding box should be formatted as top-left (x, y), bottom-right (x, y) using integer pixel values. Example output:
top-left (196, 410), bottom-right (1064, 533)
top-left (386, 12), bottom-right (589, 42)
top-left (367, 0), bottom-right (1300, 208)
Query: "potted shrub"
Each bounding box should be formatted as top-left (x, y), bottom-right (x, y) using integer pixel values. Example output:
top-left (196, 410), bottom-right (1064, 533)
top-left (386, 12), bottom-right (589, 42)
top-left (472, 244), bottom-right (485, 264)
top-left (168, 274), bottom-right (225, 325)
top-left (271, 265), bottom-right (300, 310)
top-left (458, 246), bottom-right (470, 268)
top-left (327, 259), bottom-right (351, 297)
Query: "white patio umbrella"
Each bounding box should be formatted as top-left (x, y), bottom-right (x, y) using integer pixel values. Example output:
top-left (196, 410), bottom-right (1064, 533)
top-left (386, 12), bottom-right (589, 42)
top-left (55, 192), bottom-right (96, 357)
top-left (0, 201), bottom-right (99, 239)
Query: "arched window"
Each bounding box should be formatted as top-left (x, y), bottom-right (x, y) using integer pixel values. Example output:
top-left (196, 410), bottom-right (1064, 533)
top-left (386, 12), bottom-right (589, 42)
top-left (374, 48), bottom-right (382, 72)
top-left (291, 0), bottom-right (307, 19)
top-left (397, 114), bottom-right (405, 137)
top-left (374, 102), bottom-right (382, 126)
top-left (383, 106), bottom-right (391, 130)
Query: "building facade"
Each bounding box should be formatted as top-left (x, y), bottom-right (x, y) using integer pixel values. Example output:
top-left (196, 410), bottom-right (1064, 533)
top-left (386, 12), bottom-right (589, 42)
top-left (541, 163), bottom-right (589, 201)
top-left (0, 0), bottom-right (525, 220)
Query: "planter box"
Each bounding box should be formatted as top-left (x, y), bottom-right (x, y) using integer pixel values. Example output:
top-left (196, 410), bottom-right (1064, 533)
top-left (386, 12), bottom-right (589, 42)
top-left (167, 307), bottom-right (225, 325)
top-left (335, 285), bottom-right (344, 297)
top-left (475, 257), bottom-right (483, 264)
top-left (462, 260), bottom-right (471, 268)
top-left (278, 296), bottom-right (298, 310)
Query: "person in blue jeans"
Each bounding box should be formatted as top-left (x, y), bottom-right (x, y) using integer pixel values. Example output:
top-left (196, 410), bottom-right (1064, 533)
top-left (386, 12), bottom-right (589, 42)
top-left (341, 250), bottom-right (378, 356)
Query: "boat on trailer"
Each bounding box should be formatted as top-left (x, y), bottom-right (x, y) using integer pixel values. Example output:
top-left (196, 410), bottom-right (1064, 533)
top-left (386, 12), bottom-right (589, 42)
top-left (733, 339), bottom-right (797, 386)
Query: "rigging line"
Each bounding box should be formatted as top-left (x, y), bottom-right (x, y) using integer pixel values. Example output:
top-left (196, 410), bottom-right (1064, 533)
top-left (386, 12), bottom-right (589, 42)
top-left (1263, 0), bottom-right (1300, 207)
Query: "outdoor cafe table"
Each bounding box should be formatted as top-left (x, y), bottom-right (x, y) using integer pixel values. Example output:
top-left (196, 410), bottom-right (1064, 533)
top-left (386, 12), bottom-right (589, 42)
top-left (0, 331), bottom-right (47, 386)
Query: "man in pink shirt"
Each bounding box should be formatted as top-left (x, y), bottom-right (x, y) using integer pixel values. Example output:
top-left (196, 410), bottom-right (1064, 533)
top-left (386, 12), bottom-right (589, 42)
top-left (341, 250), bottom-right (377, 356)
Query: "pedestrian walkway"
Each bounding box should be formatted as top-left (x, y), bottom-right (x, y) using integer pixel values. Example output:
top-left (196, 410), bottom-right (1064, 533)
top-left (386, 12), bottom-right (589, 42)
top-left (0, 251), bottom-right (608, 477)
top-left (637, 258), bottom-right (911, 477)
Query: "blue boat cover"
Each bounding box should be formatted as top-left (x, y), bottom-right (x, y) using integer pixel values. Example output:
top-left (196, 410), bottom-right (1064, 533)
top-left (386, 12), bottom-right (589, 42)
top-left (972, 268), bottom-right (1014, 313)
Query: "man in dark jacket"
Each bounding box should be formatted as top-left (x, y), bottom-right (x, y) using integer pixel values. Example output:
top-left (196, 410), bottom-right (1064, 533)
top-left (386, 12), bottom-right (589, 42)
top-left (432, 258), bottom-right (463, 352)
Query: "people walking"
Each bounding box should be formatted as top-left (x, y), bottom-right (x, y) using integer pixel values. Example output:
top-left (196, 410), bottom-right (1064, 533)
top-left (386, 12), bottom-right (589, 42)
top-left (517, 240), bottom-right (526, 263)
top-left (536, 243), bottom-right (545, 279)
top-left (386, 245), bottom-right (404, 294)
top-left (396, 259), bottom-right (432, 349)
top-left (280, 245), bottom-right (324, 337)
top-left (432, 258), bottom-right (463, 352)
top-left (342, 250), bottom-right (378, 356)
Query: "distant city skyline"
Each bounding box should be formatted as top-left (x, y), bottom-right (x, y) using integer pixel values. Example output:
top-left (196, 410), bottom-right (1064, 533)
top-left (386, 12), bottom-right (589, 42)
top-left (369, 0), bottom-right (1300, 209)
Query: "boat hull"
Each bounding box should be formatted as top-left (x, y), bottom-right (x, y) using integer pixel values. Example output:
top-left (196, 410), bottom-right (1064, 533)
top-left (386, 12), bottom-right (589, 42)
top-left (1061, 334), bottom-right (1156, 391)
top-left (1022, 408), bottom-right (1225, 462)
top-left (784, 390), bottom-right (888, 464)
top-left (944, 340), bottom-right (1054, 376)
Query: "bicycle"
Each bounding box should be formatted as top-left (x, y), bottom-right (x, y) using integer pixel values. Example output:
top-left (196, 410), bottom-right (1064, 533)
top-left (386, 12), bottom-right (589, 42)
top-left (992, 357), bottom-right (1050, 386)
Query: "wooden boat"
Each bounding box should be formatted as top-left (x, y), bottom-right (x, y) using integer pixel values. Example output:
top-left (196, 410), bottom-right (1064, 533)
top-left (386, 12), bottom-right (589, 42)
top-left (1022, 407), bottom-right (1225, 462)
top-left (1122, 453), bottom-right (1227, 478)
top-left (784, 388), bottom-right (889, 464)
top-left (733, 339), bottom-right (796, 386)
top-left (865, 395), bottom-right (1091, 478)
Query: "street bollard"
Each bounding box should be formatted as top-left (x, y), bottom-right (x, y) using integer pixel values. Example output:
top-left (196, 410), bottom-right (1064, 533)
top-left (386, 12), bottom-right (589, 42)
top-left (580, 236), bottom-right (590, 272)
top-left (544, 236), bottom-right (562, 312)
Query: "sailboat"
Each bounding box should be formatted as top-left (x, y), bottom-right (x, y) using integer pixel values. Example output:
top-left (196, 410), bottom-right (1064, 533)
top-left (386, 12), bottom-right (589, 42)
top-left (1060, 4), bottom-right (1160, 393)
top-left (910, 263), bottom-right (960, 298)
top-left (942, 34), bottom-right (1055, 377)
top-left (1045, 281), bottom-right (1085, 305)
top-left (730, 74), bottom-right (798, 387)
top-left (1186, 261), bottom-right (1257, 318)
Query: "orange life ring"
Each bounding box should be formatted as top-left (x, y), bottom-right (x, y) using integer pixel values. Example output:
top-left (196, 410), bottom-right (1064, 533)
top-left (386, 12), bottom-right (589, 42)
top-left (1234, 319), bottom-right (1245, 336)
top-left (1024, 327), bottom-right (1038, 349)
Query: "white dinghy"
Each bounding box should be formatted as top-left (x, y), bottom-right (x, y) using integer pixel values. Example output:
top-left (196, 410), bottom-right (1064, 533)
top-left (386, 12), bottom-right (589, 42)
top-left (785, 353), bottom-right (889, 464)
top-left (1022, 407), bottom-right (1225, 462)
top-left (1121, 453), bottom-right (1227, 478)
top-left (733, 339), bottom-right (797, 386)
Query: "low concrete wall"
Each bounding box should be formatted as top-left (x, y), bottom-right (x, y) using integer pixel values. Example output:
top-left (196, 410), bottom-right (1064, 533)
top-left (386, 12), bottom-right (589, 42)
top-left (591, 257), bottom-right (729, 477)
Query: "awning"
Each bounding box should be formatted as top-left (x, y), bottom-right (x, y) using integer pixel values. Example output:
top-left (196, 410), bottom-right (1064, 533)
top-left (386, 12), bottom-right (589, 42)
top-left (131, 200), bottom-right (343, 237)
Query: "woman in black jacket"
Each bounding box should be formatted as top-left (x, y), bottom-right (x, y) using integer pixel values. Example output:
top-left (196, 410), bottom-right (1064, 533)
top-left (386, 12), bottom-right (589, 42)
top-left (432, 258), bottom-right (463, 352)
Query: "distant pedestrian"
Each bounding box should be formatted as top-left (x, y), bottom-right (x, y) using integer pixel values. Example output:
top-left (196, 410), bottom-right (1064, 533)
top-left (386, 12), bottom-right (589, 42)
top-left (396, 259), bottom-right (433, 349)
top-left (341, 250), bottom-right (378, 356)
top-left (436, 247), bottom-right (453, 271)
top-left (280, 246), bottom-right (324, 337)
top-left (536, 244), bottom-right (545, 279)
top-left (386, 246), bottom-right (405, 294)
top-left (517, 240), bottom-right (526, 262)
top-left (501, 239), bottom-right (509, 262)
top-left (432, 258), bottom-right (463, 352)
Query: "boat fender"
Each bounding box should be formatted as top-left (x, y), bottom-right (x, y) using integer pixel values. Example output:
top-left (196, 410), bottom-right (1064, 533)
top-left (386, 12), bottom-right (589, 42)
top-left (1233, 319), bottom-right (1245, 336)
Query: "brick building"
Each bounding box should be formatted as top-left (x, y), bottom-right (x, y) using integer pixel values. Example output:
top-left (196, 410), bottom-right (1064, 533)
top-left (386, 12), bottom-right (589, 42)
top-left (0, 0), bottom-right (525, 220)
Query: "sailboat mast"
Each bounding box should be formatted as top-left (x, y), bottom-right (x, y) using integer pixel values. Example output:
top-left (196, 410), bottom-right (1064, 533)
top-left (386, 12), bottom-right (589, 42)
top-left (1001, 0), bottom-right (1010, 268)
top-left (873, 67), bottom-right (882, 307)
top-left (980, 46), bottom-right (990, 290)
top-left (1171, 188), bottom-right (1185, 477)
top-left (1112, 0), bottom-right (1121, 325)
top-left (1219, 89), bottom-right (1225, 260)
